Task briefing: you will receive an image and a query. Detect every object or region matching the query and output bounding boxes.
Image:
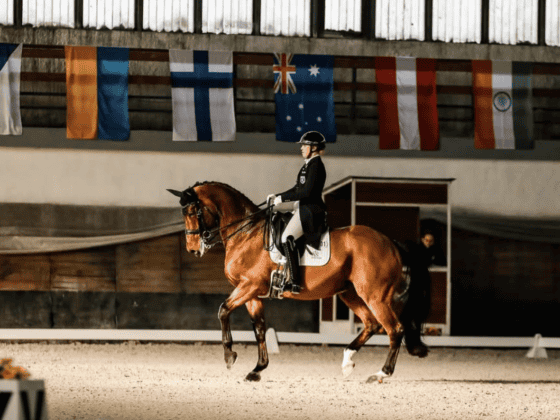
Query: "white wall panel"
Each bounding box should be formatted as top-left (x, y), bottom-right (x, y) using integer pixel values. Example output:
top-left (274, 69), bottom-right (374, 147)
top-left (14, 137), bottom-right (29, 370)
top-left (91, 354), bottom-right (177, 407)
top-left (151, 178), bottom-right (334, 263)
top-left (1, 143), bottom-right (558, 219)
top-left (546, 0), bottom-right (560, 45)
top-left (203, 0), bottom-right (252, 34)
top-left (261, 0), bottom-right (310, 36)
top-left (433, 0), bottom-right (481, 43)
top-left (0, 0), bottom-right (14, 25)
top-left (143, 0), bottom-right (194, 33)
top-left (23, 0), bottom-right (74, 27)
top-left (83, 0), bottom-right (134, 30)
top-left (489, 0), bottom-right (537, 44)
top-left (375, 0), bottom-right (424, 40)
top-left (325, 0), bottom-right (361, 32)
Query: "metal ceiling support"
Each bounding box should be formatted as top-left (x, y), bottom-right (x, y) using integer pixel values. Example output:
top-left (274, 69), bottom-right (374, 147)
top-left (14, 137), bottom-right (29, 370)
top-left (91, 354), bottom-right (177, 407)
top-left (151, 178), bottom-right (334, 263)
top-left (481, 0), bottom-right (489, 43)
top-left (194, 0), bottom-right (202, 34)
top-left (361, 0), bottom-right (375, 39)
top-left (14, 0), bottom-right (22, 27)
top-left (135, 0), bottom-right (143, 31)
top-left (74, 0), bottom-right (83, 29)
top-left (311, 0), bottom-right (325, 38)
top-left (252, 0), bottom-right (261, 36)
top-left (425, 0), bottom-right (433, 42)
top-left (538, 0), bottom-right (546, 46)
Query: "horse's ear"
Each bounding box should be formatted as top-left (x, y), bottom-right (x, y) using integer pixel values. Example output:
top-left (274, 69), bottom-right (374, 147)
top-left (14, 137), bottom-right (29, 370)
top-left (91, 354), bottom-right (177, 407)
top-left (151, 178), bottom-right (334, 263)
top-left (167, 189), bottom-right (184, 198)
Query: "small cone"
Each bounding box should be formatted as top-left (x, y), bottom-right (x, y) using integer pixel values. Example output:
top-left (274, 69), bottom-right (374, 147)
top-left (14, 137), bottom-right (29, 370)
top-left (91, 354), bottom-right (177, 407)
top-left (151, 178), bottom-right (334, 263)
top-left (266, 328), bottom-right (280, 354)
top-left (526, 333), bottom-right (548, 359)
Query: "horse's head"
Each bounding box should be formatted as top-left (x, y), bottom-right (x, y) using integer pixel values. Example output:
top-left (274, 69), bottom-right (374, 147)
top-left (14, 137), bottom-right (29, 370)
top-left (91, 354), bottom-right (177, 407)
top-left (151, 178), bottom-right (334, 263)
top-left (167, 186), bottom-right (220, 257)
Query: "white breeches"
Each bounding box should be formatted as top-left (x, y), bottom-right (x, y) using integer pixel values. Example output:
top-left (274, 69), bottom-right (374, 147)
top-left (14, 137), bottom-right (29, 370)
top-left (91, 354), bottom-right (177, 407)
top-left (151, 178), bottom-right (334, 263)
top-left (279, 201), bottom-right (304, 243)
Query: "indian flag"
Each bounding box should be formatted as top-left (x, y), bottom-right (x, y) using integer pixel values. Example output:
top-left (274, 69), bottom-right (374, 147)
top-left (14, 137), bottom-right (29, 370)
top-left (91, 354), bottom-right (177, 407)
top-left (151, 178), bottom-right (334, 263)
top-left (472, 60), bottom-right (533, 149)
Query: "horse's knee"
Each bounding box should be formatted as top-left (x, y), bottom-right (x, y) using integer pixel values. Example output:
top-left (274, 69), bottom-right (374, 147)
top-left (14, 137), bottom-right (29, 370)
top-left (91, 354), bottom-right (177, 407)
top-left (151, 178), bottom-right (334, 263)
top-left (218, 302), bottom-right (230, 322)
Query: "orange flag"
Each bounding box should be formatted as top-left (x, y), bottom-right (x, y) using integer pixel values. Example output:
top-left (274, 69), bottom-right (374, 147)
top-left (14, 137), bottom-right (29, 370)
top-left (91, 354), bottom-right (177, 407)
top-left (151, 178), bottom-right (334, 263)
top-left (65, 46), bottom-right (98, 139)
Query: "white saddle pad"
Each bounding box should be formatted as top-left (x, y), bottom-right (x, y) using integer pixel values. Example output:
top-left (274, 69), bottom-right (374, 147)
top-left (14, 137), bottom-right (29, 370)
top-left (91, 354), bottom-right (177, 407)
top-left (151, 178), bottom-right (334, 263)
top-left (269, 230), bottom-right (330, 267)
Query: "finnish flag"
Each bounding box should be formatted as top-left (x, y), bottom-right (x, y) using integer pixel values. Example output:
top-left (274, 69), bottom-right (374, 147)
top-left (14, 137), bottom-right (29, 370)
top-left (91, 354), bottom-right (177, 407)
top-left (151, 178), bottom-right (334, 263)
top-left (170, 50), bottom-right (236, 141)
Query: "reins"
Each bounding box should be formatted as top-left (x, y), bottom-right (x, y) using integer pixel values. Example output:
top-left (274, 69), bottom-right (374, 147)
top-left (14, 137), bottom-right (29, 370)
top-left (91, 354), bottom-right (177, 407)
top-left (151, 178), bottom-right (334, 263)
top-left (183, 200), bottom-right (273, 250)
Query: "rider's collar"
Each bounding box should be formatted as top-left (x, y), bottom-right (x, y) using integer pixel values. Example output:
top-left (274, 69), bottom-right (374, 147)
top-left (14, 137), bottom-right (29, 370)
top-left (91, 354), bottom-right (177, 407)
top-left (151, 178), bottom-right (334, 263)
top-left (304, 154), bottom-right (320, 165)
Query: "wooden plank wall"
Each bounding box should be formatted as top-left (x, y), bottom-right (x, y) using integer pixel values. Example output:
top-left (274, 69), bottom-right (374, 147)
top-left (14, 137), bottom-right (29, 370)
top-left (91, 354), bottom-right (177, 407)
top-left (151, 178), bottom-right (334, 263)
top-left (0, 232), bottom-right (232, 294)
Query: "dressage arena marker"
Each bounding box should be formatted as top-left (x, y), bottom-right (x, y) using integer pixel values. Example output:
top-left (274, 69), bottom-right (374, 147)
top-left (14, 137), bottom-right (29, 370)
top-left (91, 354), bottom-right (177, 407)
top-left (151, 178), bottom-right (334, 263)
top-left (525, 334), bottom-right (548, 359)
top-left (0, 380), bottom-right (47, 420)
top-left (265, 328), bottom-right (280, 354)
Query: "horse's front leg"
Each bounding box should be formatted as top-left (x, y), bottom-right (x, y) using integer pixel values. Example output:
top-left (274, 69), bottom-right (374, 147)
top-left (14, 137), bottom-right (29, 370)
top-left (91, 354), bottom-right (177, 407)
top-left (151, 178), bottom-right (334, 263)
top-left (244, 298), bottom-right (268, 382)
top-left (217, 285), bottom-right (258, 371)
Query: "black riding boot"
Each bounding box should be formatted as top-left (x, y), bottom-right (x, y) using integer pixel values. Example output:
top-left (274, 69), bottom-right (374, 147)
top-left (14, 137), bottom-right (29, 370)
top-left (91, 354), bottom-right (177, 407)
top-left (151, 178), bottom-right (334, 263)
top-left (282, 237), bottom-right (302, 294)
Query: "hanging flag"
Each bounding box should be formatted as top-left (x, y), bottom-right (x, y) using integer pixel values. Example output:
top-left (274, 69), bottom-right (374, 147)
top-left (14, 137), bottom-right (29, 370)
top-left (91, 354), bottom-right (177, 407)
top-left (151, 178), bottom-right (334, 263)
top-left (65, 46), bottom-right (130, 140)
top-left (169, 50), bottom-right (235, 141)
top-left (0, 43), bottom-right (23, 135)
top-left (274, 53), bottom-right (336, 142)
top-left (472, 60), bottom-right (533, 149)
top-left (376, 56), bottom-right (439, 150)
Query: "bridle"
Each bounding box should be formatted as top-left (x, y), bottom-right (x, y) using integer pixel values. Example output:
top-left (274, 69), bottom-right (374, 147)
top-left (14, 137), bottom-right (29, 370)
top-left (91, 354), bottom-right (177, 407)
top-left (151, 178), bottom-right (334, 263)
top-left (180, 188), bottom-right (271, 251)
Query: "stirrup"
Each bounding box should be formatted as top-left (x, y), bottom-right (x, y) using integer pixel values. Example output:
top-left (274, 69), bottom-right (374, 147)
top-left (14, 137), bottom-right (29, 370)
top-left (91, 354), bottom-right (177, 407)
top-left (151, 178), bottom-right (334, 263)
top-left (289, 283), bottom-right (302, 294)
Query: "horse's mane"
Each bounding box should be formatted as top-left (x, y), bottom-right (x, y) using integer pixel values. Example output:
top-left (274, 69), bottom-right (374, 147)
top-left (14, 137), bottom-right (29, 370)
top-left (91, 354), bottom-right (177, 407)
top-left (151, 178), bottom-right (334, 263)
top-left (192, 181), bottom-right (260, 211)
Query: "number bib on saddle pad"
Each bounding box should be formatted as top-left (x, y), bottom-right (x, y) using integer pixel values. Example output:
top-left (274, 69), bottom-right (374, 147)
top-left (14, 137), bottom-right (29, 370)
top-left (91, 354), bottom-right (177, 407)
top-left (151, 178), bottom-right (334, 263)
top-left (269, 229), bottom-right (330, 266)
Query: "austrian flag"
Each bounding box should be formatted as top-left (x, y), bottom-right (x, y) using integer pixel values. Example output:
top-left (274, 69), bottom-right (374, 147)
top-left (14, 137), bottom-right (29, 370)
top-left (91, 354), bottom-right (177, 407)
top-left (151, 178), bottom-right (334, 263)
top-left (376, 57), bottom-right (439, 150)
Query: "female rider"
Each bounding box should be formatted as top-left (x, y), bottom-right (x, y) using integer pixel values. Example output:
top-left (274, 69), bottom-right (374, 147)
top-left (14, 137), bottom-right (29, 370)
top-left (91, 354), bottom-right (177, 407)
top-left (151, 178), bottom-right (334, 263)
top-left (268, 131), bottom-right (327, 294)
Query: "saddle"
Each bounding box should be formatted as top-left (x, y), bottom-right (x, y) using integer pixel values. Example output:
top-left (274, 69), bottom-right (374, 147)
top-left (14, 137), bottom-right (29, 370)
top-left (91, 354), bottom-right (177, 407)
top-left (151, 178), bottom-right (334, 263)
top-left (271, 211), bottom-right (327, 257)
top-left (260, 210), bottom-right (330, 299)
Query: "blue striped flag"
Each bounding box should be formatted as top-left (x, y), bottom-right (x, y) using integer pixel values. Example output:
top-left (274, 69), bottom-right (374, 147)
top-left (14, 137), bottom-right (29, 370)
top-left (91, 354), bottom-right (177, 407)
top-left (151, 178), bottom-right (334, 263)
top-left (274, 53), bottom-right (336, 142)
top-left (0, 43), bottom-right (22, 135)
top-left (65, 46), bottom-right (130, 140)
top-left (169, 50), bottom-right (236, 141)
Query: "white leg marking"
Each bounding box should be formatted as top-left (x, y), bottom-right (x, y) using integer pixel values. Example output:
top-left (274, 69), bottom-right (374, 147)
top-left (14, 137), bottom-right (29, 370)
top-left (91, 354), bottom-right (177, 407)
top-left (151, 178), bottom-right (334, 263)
top-left (373, 370), bottom-right (389, 383)
top-left (341, 349), bottom-right (357, 378)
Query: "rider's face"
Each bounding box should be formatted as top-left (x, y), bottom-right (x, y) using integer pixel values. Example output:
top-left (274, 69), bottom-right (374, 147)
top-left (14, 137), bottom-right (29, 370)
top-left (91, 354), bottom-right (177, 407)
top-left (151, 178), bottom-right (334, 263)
top-left (301, 145), bottom-right (311, 158)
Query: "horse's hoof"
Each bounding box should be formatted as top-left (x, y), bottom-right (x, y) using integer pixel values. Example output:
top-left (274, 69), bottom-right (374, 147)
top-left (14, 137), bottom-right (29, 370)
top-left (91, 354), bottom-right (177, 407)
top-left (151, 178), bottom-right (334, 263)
top-left (225, 351), bottom-right (238, 369)
top-left (414, 345), bottom-right (429, 358)
top-left (366, 371), bottom-right (389, 384)
top-left (366, 375), bottom-right (383, 384)
top-left (341, 361), bottom-right (355, 378)
top-left (245, 371), bottom-right (261, 382)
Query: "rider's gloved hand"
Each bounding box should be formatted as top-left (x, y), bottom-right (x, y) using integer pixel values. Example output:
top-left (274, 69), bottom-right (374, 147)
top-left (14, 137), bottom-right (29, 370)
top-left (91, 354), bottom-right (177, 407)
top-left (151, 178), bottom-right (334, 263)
top-left (266, 194), bottom-right (276, 204)
top-left (273, 196), bottom-right (282, 206)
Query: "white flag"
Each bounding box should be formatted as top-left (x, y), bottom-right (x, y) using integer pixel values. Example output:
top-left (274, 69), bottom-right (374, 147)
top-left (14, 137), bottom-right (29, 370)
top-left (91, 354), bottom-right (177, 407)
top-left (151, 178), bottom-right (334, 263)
top-left (169, 50), bottom-right (236, 141)
top-left (0, 44), bottom-right (22, 135)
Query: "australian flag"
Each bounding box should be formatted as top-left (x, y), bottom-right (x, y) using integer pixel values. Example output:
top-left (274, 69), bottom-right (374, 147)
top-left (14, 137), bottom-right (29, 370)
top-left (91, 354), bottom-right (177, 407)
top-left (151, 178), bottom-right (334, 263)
top-left (274, 53), bottom-right (336, 142)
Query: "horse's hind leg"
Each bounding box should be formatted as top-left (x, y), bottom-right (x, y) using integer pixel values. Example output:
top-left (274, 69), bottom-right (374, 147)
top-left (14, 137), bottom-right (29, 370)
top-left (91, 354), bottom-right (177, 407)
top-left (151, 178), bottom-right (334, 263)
top-left (244, 298), bottom-right (269, 382)
top-left (338, 286), bottom-right (382, 378)
top-left (366, 299), bottom-right (404, 383)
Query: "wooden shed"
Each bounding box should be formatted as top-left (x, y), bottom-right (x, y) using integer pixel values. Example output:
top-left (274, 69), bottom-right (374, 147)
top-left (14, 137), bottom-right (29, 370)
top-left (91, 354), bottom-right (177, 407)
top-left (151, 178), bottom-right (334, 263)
top-left (321, 176), bottom-right (454, 336)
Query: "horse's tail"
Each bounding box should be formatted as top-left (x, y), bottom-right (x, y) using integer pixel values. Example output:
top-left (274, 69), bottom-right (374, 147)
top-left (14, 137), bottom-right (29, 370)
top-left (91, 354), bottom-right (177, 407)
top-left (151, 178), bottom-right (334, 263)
top-left (393, 240), bottom-right (430, 358)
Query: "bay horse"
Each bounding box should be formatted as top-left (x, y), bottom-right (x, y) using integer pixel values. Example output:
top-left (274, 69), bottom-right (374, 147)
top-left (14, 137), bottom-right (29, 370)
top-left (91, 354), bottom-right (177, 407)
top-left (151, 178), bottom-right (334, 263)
top-left (168, 181), bottom-right (430, 383)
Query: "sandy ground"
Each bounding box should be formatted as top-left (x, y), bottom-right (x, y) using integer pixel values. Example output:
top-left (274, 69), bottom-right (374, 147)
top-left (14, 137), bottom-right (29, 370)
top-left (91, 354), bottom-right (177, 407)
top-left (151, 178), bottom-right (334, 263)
top-left (1, 341), bottom-right (559, 420)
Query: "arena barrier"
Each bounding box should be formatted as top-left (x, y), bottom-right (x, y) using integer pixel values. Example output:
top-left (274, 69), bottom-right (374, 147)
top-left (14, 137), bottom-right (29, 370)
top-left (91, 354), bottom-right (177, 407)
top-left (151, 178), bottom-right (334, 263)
top-left (0, 329), bottom-right (558, 351)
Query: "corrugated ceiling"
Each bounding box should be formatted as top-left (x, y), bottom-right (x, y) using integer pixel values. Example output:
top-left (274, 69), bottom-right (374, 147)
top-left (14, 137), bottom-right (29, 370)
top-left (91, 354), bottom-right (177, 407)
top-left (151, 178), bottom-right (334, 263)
top-left (3, 1), bottom-right (560, 46)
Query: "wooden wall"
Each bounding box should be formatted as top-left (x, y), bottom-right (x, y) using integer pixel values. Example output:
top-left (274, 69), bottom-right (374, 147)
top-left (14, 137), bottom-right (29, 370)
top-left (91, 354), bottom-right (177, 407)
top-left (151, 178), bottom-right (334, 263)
top-left (449, 225), bottom-right (560, 336)
top-left (0, 233), bottom-right (319, 332)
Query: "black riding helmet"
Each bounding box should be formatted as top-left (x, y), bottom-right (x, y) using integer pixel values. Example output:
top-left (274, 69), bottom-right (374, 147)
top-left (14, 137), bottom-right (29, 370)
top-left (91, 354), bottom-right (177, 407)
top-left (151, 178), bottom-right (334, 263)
top-left (298, 131), bottom-right (326, 150)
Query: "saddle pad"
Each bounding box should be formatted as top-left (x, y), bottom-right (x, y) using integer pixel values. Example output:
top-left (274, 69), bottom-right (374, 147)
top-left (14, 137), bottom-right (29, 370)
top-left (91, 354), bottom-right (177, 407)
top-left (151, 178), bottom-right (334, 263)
top-left (269, 230), bottom-right (330, 267)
